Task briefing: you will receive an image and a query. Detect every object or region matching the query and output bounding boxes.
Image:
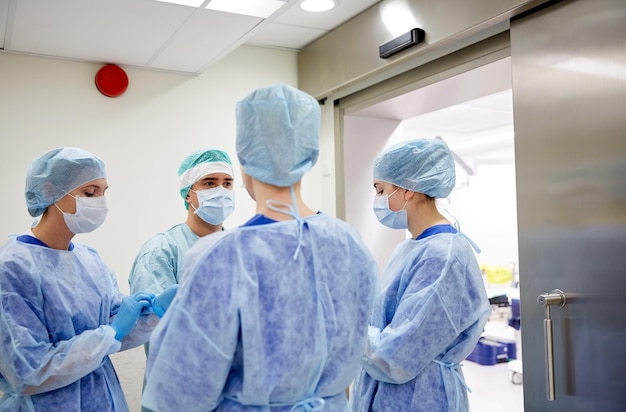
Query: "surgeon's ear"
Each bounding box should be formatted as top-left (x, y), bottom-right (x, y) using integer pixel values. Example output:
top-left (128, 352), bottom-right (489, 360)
top-left (403, 189), bottom-right (416, 201)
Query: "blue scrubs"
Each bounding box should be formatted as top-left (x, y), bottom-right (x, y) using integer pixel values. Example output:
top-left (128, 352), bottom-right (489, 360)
top-left (0, 235), bottom-right (158, 412)
top-left (352, 225), bottom-right (490, 412)
top-left (142, 213), bottom-right (378, 411)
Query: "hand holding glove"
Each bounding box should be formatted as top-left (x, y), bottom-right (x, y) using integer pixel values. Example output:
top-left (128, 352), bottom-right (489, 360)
top-left (111, 292), bottom-right (154, 341)
top-left (152, 284), bottom-right (179, 318)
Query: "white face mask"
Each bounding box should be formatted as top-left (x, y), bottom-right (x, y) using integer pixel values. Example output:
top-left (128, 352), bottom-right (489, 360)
top-left (55, 195), bottom-right (108, 234)
top-left (373, 188), bottom-right (408, 230)
top-left (190, 186), bottom-right (235, 225)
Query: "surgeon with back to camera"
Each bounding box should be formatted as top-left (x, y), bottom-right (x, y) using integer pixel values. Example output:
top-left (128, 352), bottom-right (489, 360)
top-left (142, 84), bottom-right (378, 412)
top-left (351, 139), bottom-right (491, 412)
top-left (0, 147), bottom-right (177, 411)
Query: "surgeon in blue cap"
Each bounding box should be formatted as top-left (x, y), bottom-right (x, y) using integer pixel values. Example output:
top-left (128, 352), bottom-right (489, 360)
top-left (351, 139), bottom-right (490, 412)
top-left (142, 84), bottom-right (378, 412)
top-left (0, 147), bottom-right (176, 411)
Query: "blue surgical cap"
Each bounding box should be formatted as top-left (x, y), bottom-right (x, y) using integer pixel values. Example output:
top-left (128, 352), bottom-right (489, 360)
top-left (178, 149), bottom-right (233, 209)
top-left (236, 84), bottom-right (320, 187)
top-left (25, 147), bottom-right (106, 217)
top-left (373, 138), bottom-right (456, 198)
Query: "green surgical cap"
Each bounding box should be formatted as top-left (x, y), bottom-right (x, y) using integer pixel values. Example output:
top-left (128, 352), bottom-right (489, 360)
top-left (178, 149), bottom-right (233, 209)
top-left (236, 83), bottom-right (320, 187)
top-left (25, 147), bottom-right (107, 217)
top-left (373, 138), bottom-right (456, 198)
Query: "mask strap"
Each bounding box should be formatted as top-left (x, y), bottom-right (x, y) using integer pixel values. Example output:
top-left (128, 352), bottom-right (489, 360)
top-left (189, 188), bottom-right (207, 211)
top-left (265, 186), bottom-right (304, 260)
top-left (444, 208), bottom-right (481, 253)
top-left (53, 202), bottom-right (66, 214)
top-left (53, 192), bottom-right (81, 215)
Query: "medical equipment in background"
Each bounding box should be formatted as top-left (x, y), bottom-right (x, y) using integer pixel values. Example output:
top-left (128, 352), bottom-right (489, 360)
top-left (507, 297), bottom-right (523, 385)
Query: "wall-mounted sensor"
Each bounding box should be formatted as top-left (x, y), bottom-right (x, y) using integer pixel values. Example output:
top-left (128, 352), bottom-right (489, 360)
top-left (379, 28), bottom-right (425, 59)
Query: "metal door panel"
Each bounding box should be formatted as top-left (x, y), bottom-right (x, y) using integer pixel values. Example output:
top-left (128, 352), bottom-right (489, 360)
top-left (510, 0), bottom-right (626, 410)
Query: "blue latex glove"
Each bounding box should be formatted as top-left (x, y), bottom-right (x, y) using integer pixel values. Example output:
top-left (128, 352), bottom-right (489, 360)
top-left (152, 284), bottom-right (179, 318)
top-left (111, 292), bottom-right (154, 341)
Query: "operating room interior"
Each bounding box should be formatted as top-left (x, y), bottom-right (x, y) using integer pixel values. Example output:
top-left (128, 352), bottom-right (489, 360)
top-left (0, 3), bottom-right (522, 408)
top-left (0, 52), bottom-right (523, 411)
top-left (3, 0), bottom-right (625, 409)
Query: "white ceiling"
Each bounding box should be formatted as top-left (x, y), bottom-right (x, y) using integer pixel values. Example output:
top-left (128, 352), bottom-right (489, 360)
top-left (352, 57), bottom-right (515, 155)
top-left (0, 0), bottom-right (381, 74)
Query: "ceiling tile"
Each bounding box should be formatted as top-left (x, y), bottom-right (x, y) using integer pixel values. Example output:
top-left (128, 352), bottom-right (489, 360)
top-left (147, 9), bottom-right (261, 73)
top-left (0, 0), bottom-right (383, 74)
top-left (246, 22), bottom-right (328, 50)
top-left (7, 0), bottom-right (195, 66)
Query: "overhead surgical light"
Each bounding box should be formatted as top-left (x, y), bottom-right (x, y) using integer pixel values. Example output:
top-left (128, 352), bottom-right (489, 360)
top-left (300, 0), bottom-right (336, 12)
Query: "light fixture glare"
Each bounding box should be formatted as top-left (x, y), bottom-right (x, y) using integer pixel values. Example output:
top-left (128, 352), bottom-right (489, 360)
top-left (206, 0), bottom-right (287, 18)
top-left (300, 0), bottom-right (336, 12)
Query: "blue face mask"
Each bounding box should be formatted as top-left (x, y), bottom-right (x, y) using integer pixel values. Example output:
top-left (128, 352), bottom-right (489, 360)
top-left (191, 186), bottom-right (235, 225)
top-left (373, 188), bottom-right (408, 230)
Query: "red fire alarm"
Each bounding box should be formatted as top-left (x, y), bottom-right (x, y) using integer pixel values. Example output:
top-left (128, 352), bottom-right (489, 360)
top-left (95, 64), bottom-right (128, 97)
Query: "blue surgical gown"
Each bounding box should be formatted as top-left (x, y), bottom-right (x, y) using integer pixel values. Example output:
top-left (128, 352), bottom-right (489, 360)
top-left (0, 236), bottom-right (158, 412)
top-left (351, 226), bottom-right (490, 412)
top-left (129, 223), bottom-right (200, 295)
top-left (142, 213), bottom-right (378, 412)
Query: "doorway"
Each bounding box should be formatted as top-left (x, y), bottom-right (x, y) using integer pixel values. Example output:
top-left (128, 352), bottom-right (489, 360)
top-left (341, 56), bottom-right (524, 412)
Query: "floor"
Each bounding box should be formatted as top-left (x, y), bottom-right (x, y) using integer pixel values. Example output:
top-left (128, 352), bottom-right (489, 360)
top-left (464, 312), bottom-right (524, 412)
top-left (112, 311), bottom-right (524, 412)
top-left (111, 346), bottom-right (146, 411)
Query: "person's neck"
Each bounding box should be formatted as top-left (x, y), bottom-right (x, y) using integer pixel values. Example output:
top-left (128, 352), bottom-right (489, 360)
top-left (31, 211), bottom-right (74, 250)
top-left (186, 215), bottom-right (223, 237)
top-left (253, 180), bottom-right (315, 221)
top-left (408, 202), bottom-right (450, 240)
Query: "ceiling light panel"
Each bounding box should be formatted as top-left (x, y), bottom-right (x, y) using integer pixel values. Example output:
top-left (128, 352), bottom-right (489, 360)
top-left (300, 0), bottom-right (336, 13)
top-left (206, 0), bottom-right (286, 18)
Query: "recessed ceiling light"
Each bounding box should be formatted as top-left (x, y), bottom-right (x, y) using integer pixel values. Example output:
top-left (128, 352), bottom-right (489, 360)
top-left (206, 0), bottom-right (287, 18)
top-left (300, 0), bottom-right (336, 13)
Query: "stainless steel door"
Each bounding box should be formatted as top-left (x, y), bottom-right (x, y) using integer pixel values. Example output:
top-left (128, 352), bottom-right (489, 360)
top-left (510, 0), bottom-right (626, 410)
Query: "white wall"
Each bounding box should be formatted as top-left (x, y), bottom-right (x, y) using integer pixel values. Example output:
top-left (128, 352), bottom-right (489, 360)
top-left (0, 45), bottom-right (306, 294)
top-left (443, 142), bottom-right (518, 268)
top-left (343, 115), bottom-right (406, 273)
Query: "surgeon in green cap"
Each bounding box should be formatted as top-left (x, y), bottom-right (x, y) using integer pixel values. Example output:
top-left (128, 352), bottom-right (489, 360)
top-left (130, 147), bottom-right (235, 295)
top-left (128, 148), bottom-right (235, 410)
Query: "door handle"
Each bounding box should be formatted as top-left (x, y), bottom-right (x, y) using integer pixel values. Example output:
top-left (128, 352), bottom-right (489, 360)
top-left (537, 289), bottom-right (567, 401)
